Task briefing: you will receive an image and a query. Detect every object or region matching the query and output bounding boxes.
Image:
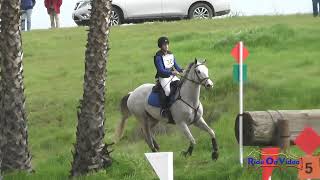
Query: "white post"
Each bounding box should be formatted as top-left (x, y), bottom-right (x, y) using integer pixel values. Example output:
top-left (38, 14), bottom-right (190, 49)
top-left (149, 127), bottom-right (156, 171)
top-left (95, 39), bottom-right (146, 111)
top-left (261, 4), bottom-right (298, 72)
top-left (239, 41), bottom-right (244, 167)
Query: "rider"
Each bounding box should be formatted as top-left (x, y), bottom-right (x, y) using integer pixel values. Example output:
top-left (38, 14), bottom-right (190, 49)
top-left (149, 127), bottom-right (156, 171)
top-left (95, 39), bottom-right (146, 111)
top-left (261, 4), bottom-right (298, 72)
top-left (154, 36), bottom-right (184, 117)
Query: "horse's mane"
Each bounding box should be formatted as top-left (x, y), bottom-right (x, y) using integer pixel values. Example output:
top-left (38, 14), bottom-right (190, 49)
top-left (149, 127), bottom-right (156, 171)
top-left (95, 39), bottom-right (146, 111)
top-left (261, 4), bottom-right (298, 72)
top-left (179, 62), bottom-right (195, 87)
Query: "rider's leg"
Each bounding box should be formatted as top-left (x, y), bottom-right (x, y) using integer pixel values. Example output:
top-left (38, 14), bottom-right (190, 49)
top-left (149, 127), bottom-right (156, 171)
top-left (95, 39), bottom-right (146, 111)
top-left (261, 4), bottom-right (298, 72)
top-left (170, 80), bottom-right (180, 98)
top-left (160, 92), bottom-right (170, 117)
top-left (162, 82), bottom-right (171, 97)
top-left (159, 77), bottom-right (172, 117)
top-left (159, 89), bottom-right (168, 109)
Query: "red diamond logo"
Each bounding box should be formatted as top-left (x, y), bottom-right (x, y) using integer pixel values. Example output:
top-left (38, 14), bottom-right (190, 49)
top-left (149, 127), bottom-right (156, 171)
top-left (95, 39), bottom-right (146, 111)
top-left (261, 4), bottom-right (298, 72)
top-left (294, 127), bottom-right (320, 155)
top-left (231, 42), bottom-right (249, 63)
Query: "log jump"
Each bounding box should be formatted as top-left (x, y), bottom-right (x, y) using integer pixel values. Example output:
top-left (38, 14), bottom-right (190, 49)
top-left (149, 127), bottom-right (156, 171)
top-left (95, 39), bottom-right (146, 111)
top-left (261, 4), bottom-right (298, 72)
top-left (234, 109), bottom-right (320, 147)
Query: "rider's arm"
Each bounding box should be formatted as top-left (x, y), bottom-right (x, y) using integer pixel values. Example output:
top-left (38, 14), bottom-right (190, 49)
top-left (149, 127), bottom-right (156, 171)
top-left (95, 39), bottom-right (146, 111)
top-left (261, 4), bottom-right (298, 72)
top-left (173, 58), bottom-right (183, 73)
top-left (155, 56), bottom-right (173, 76)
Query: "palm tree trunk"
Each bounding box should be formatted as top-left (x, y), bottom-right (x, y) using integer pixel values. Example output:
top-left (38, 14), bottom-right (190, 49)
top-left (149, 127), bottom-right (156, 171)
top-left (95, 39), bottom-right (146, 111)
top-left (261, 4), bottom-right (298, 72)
top-left (70, 0), bottom-right (113, 176)
top-left (0, 0), bottom-right (32, 172)
top-left (0, 0), bottom-right (3, 175)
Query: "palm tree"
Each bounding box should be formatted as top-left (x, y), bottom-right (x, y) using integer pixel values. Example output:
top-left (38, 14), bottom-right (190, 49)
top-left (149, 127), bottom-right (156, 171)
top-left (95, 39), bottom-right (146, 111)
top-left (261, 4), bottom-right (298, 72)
top-left (0, 0), bottom-right (3, 174)
top-left (0, 0), bottom-right (32, 172)
top-left (70, 0), bottom-right (113, 176)
top-left (0, 0), bottom-right (3, 175)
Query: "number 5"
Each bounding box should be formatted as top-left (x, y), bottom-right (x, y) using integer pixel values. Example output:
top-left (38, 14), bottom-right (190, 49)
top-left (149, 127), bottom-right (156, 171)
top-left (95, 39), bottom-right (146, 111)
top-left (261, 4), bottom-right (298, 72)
top-left (306, 162), bottom-right (313, 174)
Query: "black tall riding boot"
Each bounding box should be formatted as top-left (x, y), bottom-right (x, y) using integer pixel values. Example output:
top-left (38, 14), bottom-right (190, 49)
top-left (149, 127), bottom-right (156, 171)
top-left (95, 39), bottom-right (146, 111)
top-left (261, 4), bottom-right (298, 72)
top-left (160, 94), bottom-right (170, 118)
top-left (164, 95), bottom-right (175, 124)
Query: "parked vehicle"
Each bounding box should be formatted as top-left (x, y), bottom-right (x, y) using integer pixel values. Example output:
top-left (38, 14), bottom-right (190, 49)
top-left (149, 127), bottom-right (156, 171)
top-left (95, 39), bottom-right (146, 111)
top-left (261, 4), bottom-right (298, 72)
top-left (72, 0), bottom-right (230, 26)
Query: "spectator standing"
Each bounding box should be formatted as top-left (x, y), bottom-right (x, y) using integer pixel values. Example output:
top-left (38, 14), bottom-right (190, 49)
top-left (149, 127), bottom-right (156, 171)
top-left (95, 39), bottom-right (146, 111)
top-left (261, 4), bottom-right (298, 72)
top-left (44, 0), bottom-right (62, 28)
top-left (312, 0), bottom-right (320, 17)
top-left (21, 0), bottom-right (36, 31)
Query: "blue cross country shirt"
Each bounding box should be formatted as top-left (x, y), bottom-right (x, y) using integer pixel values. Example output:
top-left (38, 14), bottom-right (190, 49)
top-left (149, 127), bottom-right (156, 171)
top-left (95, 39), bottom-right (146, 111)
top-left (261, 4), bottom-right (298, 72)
top-left (154, 50), bottom-right (183, 78)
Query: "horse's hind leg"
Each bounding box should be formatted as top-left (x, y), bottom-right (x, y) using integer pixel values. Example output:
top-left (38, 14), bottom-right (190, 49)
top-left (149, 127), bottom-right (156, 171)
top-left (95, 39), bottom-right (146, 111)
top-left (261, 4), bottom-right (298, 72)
top-left (177, 122), bottom-right (196, 157)
top-left (193, 117), bottom-right (219, 160)
top-left (150, 119), bottom-right (160, 151)
top-left (141, 115), bottom-right (157, 152)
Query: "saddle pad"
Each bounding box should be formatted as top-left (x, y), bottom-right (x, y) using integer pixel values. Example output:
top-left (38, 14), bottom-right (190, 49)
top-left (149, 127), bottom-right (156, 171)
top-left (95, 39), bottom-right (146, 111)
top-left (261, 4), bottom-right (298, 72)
top-left (148, 92), bottom-right (161, 107)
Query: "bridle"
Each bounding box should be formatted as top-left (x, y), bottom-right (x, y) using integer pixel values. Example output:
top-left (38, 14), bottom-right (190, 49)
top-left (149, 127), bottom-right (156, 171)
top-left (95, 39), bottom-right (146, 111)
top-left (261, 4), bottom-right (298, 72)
top-left (193, 63), bottom-right (210, 85)
top-left (178, 63), bottom-right (209, 86)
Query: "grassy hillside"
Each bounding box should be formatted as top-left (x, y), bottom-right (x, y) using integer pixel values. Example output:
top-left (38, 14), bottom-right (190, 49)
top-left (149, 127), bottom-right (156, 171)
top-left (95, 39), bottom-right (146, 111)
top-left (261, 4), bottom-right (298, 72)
top-left (3, 15), bottom-right (320, 180)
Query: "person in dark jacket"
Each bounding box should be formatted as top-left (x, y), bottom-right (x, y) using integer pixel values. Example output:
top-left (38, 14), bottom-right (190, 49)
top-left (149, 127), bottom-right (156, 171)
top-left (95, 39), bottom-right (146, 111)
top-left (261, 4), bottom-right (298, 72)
top-left (21, 0), bottom-right (36, 31)
top-left (154, 36), bottom-right (184, 117)
top-left (313, 0), bottom-right (320, 17)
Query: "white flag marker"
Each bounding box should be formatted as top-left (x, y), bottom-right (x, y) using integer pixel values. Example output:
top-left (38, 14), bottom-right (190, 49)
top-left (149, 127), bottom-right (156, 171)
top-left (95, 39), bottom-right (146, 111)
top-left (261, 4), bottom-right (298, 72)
top-left (145, 152), bottom-right (173, 180)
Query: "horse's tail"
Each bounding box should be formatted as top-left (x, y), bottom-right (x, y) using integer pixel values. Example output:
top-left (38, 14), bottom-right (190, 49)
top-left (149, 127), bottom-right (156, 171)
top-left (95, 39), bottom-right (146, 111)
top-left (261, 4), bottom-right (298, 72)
top-left (114, 92), bottom-right (132, 143)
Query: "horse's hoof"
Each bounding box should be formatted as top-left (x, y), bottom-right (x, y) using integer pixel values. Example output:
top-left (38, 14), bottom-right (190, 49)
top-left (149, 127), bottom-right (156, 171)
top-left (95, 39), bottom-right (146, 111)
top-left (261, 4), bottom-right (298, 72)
top-left (154, 145), bottom-right (160, 151)
top-left (152, 148), bottom-right (158, 152)
top-left (212, 151), bottom-right (219, 161)
top-left (181, 151), bottom-right (191, 158)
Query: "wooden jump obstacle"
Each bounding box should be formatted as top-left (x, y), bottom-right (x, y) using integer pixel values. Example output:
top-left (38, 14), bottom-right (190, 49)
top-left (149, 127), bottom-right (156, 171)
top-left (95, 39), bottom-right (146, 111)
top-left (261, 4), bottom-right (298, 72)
top-left (235, 109), bottom-right (320, 149)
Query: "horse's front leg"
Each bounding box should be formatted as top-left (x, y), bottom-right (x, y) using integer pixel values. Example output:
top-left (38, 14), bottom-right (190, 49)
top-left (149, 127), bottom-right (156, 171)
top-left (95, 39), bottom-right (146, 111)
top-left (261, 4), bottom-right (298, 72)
top-left (194, 117), bottom-right (219, 160)
top-left (177, 122), bottom-right (196, 157)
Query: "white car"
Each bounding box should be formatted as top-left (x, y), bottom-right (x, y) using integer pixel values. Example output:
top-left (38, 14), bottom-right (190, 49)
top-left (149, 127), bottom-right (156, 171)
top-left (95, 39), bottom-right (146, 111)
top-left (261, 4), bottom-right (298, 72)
top-left (72, 0), bottom-right (230, 26)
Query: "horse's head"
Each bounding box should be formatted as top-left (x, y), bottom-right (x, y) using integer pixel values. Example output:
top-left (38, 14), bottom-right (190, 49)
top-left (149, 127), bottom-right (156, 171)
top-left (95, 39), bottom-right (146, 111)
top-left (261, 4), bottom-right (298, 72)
top-left (190, 58), bottom-right (214, 89)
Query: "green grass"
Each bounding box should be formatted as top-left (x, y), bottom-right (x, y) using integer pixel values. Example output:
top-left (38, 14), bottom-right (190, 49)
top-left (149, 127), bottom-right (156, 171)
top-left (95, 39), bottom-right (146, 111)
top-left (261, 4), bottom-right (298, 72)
top-left (3, 14), bottom-right (320, 179)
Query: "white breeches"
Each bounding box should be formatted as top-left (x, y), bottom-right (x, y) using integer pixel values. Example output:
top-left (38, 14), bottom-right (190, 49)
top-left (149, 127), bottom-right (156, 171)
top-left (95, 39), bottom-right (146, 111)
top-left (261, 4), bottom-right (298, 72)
top-left (159, 75), bottom-right (180, 96)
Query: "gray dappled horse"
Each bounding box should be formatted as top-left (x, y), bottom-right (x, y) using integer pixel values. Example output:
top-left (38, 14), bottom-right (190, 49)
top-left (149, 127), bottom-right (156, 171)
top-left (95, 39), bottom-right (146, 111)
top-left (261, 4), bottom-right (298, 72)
top-left (115, 59), bottom-right (219, 160)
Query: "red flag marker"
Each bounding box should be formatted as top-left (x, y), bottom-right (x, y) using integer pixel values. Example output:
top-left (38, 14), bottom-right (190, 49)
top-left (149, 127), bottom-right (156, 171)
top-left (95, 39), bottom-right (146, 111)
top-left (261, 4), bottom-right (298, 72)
top-left (231, 42), bottom-right (249, 63)
top-left (261, 147), bottom-right (280, 180)
top-left (295, 127), bottom-right (320, 155)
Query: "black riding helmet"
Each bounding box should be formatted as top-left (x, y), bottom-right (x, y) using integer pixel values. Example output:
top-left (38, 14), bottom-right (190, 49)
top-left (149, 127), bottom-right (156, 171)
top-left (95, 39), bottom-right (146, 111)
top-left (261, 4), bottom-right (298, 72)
top-left (158, 36), bottom-right (169, 48)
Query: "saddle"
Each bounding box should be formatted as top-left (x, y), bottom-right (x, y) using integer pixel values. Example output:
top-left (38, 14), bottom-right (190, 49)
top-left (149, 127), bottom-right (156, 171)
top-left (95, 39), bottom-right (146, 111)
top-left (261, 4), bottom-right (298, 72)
top-left (152, 79), bottom-right (180, 105)
top-left (151, 80), bottom-right (163, 93)
top-left (150, 79), bottom-right (180, 124)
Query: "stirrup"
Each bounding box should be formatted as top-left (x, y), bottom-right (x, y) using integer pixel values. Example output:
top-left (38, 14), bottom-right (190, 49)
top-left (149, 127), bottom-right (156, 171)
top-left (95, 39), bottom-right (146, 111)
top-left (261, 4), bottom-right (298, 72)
top-left (160, 108), bottom-right (169, 118)
top-left (160, 108), bottom-right (175, 124)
